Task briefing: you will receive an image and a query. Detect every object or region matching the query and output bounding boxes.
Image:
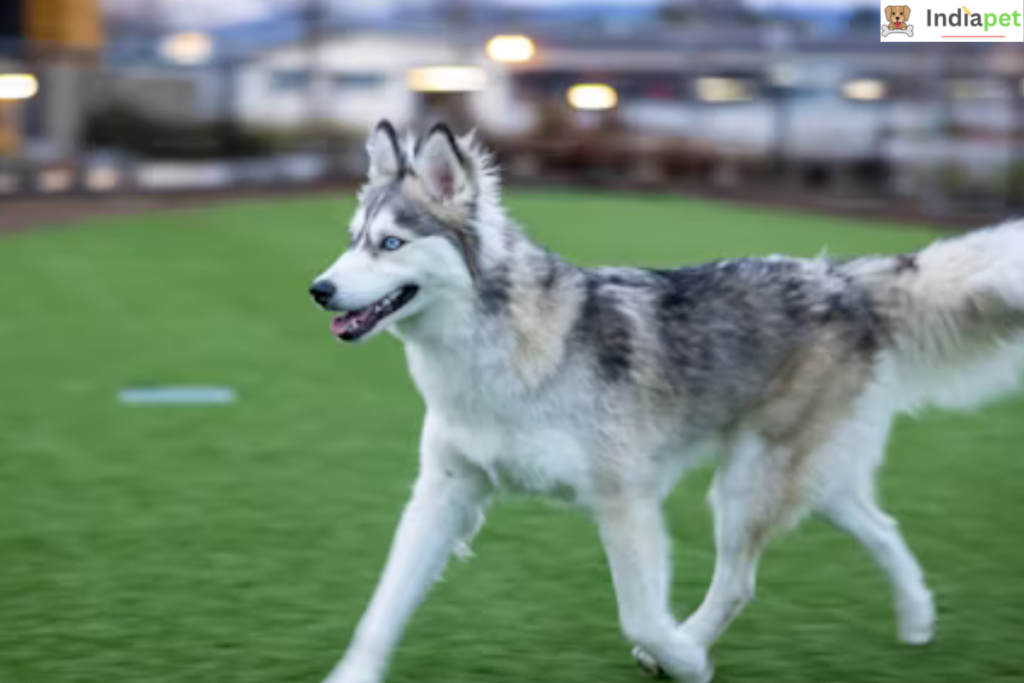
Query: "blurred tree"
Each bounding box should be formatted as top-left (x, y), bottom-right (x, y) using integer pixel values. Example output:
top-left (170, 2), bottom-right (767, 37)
top-left (84, 103), bottom-right (272, 158)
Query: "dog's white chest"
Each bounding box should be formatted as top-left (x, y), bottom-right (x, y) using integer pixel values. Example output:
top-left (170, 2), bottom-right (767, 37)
top-left (435, 412), bottom-right (593, 502)
top-left (489, 428), bottom-right (590, 500)
top-left (408, 342), bottom-right (597, 501)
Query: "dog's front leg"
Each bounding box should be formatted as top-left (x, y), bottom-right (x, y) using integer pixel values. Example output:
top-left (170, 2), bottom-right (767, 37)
top-left (324, 423), bottom-right (490, 683)
top-left (596, 494), bottom-right (712, 683)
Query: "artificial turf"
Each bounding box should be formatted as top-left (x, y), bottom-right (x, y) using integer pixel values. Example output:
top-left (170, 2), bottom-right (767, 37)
top-left (1, 192), bottom-right (1022, 683)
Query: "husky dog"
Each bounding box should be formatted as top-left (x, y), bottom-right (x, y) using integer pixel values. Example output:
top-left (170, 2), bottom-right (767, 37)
top-left (309, 120), bottom-right (1024, 683)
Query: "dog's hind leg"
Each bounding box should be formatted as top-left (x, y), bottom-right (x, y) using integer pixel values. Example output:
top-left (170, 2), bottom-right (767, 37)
top-left (596, 493), bottom-right (712, 683)
top-left (799, 381), bottom-right (935, 646)
top-left (814, 426), bottom-right (935, 647)
top-left (675, 429), bottom-right (802, 651)
top-left (819, 491), bottom-right (934, 644)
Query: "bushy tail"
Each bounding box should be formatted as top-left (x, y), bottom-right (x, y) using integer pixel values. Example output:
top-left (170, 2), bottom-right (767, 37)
top-left (847, 220), bottom-right (1024, 412)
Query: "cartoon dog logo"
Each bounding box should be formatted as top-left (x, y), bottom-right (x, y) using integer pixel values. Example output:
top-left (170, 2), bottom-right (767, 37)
top-left (882, 5), bottom-right (915, 36)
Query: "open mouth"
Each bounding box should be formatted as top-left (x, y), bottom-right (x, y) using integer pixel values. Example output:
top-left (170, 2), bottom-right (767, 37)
top-left (330, 285), bottom-right (419, 341)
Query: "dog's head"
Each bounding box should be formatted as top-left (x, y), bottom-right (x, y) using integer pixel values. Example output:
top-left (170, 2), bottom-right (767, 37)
top-left (310, 120), bottom-right (500, 343)
top-left (885, 5), bottom-right (910, 23)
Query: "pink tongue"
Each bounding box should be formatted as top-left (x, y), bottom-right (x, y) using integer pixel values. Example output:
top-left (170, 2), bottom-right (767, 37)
top-left (332, 310), bottom-right (374, 337)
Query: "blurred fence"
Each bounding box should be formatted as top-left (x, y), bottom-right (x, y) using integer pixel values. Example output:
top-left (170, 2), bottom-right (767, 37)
top-left (0, 151), bottom-right (355, 196)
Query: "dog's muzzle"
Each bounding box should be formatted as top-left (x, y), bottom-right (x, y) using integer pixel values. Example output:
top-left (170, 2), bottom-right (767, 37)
top-left (310, 279), bottom-right (337, 308)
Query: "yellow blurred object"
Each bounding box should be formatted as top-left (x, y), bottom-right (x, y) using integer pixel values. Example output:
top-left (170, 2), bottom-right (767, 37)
top-left (407, 66), bottom-right (486, 93)
top-left (160, 32), bottom-right (214, 66)
top-left (843, 79), bottom-right (887, 101)
top-left (486, 35), bottom-right (535, 64)
top-left (0, 101), bottom-right (19, 157)
top-left (38, 167), bottom-right (73, 192)
top-left (695, 78), bottom-right (753, 103)
top-left (25, 0), bottom-right (104, 53)
top-left (566, 83), bottom-right (618, 111)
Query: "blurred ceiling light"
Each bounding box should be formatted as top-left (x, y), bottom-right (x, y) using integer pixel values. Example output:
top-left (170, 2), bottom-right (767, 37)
top-left (407, 66), bottom-right (486, 93)
top-left (0, 74), bottom-right (39, 101)
top-left (843, 79), bottom-right (886, 101)
top-left (160, 31), bottom-right (214, 66)
top-left (486, 35), bottom-right (535, 63)
top-left (567, 83), bottom-right (618, 111)
top-left (696, 78), bottom-right (753, 103)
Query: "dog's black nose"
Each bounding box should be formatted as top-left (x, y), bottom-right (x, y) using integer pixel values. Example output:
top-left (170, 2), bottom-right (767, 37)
top-left (309, 280), bottom-right (336, 307)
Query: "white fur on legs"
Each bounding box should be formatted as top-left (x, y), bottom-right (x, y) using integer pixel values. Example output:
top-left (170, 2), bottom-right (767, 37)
top-left (634, 431), bottom-right (784, 676)
top-left (324, 422), bottom-right (490, 683)
top-left (677, 430), bottom-right (790, 651)
top-left (677, 484), bottom-right (766, 648)
top-left (821, 493), bottom-right (935, 645)
top-left (597, 494), bottom-right (712, 683)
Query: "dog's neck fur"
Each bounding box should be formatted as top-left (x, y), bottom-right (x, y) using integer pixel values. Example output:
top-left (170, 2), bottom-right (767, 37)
top-left (396, 202), bottom-right (585, 394)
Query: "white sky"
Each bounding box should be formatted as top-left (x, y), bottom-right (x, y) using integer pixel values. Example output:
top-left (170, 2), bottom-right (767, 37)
top-left (101, 0), bottom-right (874, 28)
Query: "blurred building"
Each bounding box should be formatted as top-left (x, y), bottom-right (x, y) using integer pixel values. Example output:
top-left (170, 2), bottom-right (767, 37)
top-left (0, 0), bottom-right (104, 160)
top-left (1, 2), bottom-right (1022, 213)
top-left (231, 22), bottom-right (1024, 170)
top-left (234, 28), bottom-right (530, 136)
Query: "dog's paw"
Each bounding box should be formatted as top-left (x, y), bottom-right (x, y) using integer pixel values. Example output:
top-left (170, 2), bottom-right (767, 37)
top-left (322, 673), bottom-right (378, 683)
top-left (633, 646), bottom-right (669, 678)
top-left (321, 659), bottom-right (382, 683)
top-left (897, 590), bottom-right (935, 646)
top-left (631, 642), bottom-right (713, 683)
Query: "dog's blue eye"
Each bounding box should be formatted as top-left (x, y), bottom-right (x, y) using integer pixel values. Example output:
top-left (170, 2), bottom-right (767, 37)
top-left (381, 236), bottom-right (405, 251)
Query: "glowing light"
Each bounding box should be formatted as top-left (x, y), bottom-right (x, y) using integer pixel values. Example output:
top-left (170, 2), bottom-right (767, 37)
top-left (566, 83), bottom-right (618, 111)
top-left (38, 169), bottom-right (73, 193)
top-left (407, 66), bottom-right (486, 93)
top-left (696, 78), bottom-right (753, 103)
top-left (160, 31), bottom-right (214, 66)
top-left (86, 167), bottom-right (120, 192)
top-left (0, 74), bottom-right (39, 101)
top-left (843, 79), bottom-right (887, 101)
top-left (486, 35), bottom-right (535, 63)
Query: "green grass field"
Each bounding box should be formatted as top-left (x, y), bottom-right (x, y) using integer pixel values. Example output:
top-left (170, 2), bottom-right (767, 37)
top-left (1, 193), bottom-right (1022, 683)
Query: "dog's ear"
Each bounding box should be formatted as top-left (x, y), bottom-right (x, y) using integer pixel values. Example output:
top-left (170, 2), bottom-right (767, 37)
top-left (885, 5), bottom-right (894, 20)
top-left (367, 120), bottom-right (404, 180)
top-left (903, 5), bottom-right (910, 20)
top-left (413, 123), bottom-right (473, 204)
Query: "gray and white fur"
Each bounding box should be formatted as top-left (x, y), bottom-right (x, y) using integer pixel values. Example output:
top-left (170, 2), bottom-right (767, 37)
top-left (310, 120), bottom-right (1024, 683)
